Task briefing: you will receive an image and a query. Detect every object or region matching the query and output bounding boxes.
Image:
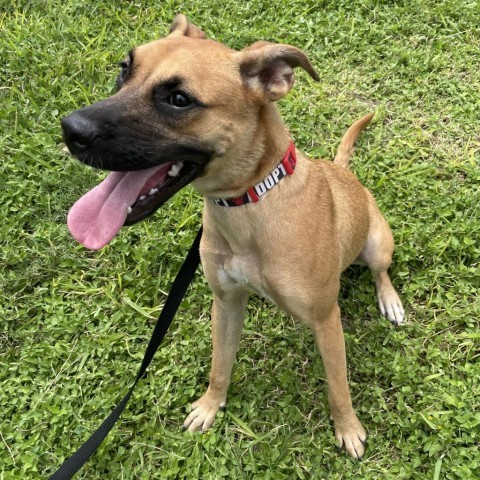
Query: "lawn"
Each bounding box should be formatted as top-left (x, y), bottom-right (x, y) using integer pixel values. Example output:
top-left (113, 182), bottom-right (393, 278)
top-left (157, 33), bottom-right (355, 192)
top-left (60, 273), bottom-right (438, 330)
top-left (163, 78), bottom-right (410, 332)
top-left (1, 0), bottom-right (479, 479)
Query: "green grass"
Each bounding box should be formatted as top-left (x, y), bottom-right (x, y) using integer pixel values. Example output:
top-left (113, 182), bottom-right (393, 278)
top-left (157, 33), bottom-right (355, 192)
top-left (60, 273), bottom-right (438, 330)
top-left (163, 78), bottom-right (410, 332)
top-left (1, 0), bottom-right (479, 478)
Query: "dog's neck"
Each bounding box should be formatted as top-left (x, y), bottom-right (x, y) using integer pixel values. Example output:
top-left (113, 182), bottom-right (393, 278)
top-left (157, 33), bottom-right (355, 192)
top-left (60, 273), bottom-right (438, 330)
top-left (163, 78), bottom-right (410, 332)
top-left (210, 142), bottom-right (296, 207)
top-left (193, 104), bottom-right (292, 198)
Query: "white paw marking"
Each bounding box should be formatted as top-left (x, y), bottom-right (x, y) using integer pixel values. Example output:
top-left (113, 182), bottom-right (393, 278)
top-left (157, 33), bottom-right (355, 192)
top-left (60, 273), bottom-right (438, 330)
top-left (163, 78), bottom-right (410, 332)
top-left (183, 398), bottom-right (225, 433)
top-left (378, 292), bottom-right (405, 325)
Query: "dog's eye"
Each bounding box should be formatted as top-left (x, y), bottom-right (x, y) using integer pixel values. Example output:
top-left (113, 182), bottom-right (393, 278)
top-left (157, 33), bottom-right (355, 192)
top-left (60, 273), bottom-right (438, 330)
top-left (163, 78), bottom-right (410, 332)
top-left (116, 60), bottom-right (131, 91)
top-left (119, 61), bottom-right (129, 78)
top-left (167, 91), bottom-right (192, 108)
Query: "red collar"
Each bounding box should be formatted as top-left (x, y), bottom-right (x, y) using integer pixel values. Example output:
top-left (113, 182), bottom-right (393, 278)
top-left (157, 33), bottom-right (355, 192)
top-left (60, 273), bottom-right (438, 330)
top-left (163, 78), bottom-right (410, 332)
top-left (211, 142), bottom-right (296, 207)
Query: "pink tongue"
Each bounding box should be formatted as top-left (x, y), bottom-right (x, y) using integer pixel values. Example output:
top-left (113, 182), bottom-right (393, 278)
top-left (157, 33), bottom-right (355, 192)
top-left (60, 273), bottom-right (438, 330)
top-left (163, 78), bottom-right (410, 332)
top-left (67, 166), bottom-right (166, 250)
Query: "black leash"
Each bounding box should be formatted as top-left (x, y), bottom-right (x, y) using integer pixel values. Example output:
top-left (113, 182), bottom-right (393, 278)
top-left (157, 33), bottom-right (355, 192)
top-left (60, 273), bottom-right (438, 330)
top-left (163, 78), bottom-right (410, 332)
top-left (48, 226), bottom-right (203, 480)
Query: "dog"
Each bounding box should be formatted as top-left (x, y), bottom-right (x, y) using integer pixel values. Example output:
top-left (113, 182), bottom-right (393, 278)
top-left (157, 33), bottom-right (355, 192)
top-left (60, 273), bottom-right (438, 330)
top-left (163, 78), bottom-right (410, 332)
top-left (61, 14), bottom-right (404, 460)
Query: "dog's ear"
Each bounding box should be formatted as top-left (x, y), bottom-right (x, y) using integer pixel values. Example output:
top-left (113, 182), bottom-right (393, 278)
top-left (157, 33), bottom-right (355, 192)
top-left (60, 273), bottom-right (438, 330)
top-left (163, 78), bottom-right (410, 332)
top-left (239, 41), bottom-right (319, 103)
top-left (169, 14), bottom-right (207, 39)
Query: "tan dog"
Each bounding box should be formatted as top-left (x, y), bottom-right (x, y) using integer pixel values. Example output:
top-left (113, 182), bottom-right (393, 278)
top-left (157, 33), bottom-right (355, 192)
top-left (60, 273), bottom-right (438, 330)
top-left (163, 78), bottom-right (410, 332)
top-left (61, 15), bottom-right (404, 460)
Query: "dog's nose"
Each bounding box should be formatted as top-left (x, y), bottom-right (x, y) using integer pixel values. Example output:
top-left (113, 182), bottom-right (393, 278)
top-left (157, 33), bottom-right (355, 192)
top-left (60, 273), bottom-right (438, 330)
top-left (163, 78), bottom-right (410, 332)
top-left (61, 111), bottom-right (99, 154)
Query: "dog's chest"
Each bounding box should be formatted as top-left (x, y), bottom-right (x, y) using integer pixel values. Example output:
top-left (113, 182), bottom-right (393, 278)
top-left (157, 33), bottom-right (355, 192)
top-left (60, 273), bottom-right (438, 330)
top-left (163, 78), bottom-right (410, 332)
top-left (218, 254), bottom-right (269, 298)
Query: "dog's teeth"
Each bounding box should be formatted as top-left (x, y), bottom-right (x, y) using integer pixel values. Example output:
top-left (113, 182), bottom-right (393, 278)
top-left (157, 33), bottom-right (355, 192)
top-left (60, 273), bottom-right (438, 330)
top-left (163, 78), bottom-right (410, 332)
top-left (139, 195), bottom-right (146, 201)
top-left (127, 206), bottom-right (132, 214)
top-left (148, 188), bottom-right (158, 196)
top-left (168, 161), bottom-right (184, 177)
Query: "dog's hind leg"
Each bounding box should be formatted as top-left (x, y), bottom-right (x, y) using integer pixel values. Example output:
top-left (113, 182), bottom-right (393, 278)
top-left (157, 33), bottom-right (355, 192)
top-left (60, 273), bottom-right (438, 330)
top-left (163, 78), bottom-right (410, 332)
top-left (183, 289), bottom-right (248, 432)
top-left (356, 192), bottom-right (404, 325)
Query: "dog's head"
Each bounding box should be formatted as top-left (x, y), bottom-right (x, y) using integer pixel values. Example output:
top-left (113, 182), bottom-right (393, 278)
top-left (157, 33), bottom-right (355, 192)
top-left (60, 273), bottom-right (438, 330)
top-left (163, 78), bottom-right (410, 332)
top-left (62, 14), bottom-right (318, 249)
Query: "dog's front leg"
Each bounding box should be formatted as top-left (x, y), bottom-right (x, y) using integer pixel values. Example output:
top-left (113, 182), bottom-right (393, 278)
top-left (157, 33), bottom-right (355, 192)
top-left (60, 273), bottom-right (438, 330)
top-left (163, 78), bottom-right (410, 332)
top-left (312, 303), bottom-right (367, 460)
top-left (184, 289), bottom-right (248, 432)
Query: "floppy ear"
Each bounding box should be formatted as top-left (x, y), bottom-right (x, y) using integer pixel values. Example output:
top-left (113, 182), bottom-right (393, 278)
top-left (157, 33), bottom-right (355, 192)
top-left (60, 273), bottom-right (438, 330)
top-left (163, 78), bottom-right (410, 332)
top-left (169, 14), bottom-right (207, 39)
top-left (239, 41), bottom-right (319, 103)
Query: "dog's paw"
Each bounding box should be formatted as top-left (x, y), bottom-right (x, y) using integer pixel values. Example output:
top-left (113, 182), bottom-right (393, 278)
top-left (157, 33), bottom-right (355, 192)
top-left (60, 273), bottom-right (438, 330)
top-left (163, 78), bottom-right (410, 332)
top-left (378, 289), bottom-right (405, 325)
top-left (334, 416), bottom-right (367, 461)
top-left (183, 393), bottom-right (225, 432)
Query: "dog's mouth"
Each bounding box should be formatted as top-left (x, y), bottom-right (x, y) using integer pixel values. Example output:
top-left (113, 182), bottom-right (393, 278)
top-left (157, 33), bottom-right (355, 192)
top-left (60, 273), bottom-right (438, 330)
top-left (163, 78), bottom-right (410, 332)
top-left (124, 160), bottom-right (202, 225)
top-left (67, 160), bottom-right (203, 250)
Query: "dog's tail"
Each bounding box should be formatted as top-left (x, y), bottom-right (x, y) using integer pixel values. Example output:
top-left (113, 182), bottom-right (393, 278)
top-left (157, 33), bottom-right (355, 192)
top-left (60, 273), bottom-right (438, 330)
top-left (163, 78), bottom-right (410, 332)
top-left (333, 112), bottom-right (375, 169)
